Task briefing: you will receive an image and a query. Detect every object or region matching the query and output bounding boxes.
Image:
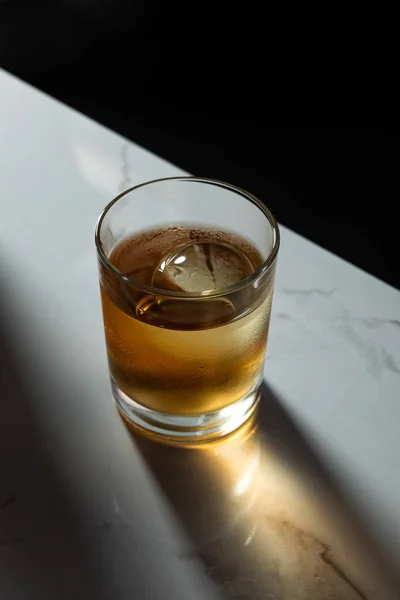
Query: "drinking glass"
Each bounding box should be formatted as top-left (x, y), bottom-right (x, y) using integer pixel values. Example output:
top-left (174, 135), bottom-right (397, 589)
top-left (95, 177), bottom-right (279, 441)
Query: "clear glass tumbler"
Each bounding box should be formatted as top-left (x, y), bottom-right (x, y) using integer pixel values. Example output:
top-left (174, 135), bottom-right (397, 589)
top-left (95, 177), bottom-right (279, 441)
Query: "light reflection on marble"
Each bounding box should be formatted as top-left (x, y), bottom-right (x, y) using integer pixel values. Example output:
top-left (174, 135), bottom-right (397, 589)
top-left (125, 385), bottom-right (400, 600)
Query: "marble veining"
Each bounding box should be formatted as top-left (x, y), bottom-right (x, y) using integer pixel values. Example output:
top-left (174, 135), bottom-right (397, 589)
top-left (282, 287), bottom-right (337, 297)
top-left (1, 68), bottom-right (400, 599)
top-left (382, 347), bottom-right (400, 375)
top-left (118, 142), bottom-right (132, 193)
top-left (275, 312), bottom-right (295, 320)
top-left (336, 315), bottom-right (392, 379)
top-left (331, 308), bottom-right (400, 379)
top-left (361, 317), bottom-right (400, 329)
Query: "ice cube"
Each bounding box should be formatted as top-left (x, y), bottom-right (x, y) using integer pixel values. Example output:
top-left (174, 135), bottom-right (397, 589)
top-left (152, 241), bottom-right (254, 293)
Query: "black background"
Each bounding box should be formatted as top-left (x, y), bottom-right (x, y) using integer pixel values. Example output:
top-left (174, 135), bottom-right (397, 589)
top-left (1, 0), bottom-right (398, 289)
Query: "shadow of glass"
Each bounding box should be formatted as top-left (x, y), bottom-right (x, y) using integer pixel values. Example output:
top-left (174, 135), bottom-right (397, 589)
top-left (0, 310), bottom-right (104, 599)
top-left (130, 381), bottom-right (400, 600)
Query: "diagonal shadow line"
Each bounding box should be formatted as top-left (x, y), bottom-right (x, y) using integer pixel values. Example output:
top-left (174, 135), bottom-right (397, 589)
top-left (257, 382), bottom-right (400, 599)
top-left (131, 381), bottom-right (400, 600)
top-left (0, 307), bottom-right (104, 600)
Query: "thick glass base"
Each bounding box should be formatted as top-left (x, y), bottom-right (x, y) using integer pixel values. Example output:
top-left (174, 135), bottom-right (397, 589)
top-left (112, 379), bottom-right (261, 443)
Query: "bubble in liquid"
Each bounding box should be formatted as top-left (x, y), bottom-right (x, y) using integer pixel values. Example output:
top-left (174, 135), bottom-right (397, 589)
top-left (152, 241), bottom-right (255, 293)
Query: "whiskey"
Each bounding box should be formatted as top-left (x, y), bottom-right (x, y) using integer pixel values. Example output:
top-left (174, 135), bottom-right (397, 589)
top-left (100, 226), bottom-right (273, 416)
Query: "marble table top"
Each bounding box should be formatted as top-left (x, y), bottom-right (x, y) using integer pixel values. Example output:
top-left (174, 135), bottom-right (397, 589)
top-left (1, 68), bottom-right (399, 599)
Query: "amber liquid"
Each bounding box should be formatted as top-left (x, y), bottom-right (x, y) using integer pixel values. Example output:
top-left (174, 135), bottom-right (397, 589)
top-left (100, 226), bottom-right (273, 415)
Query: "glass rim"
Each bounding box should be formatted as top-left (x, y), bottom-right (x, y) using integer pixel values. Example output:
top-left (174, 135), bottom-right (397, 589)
top-left (95, 176), bottom-right (280, 299)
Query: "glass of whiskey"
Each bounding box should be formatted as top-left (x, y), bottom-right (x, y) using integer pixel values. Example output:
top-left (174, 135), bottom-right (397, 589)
top-left (95, 177), bottom-right (279, 442)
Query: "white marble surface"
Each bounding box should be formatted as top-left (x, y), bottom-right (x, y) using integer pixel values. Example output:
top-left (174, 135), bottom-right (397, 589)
top-left (1, 69), bottom-right (399, 599)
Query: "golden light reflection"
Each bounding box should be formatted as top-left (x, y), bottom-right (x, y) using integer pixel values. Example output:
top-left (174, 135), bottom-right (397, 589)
top-left (127, 394), bottom-right (399, 599)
